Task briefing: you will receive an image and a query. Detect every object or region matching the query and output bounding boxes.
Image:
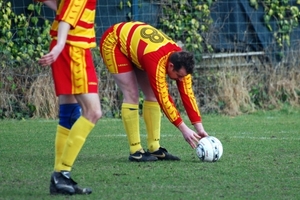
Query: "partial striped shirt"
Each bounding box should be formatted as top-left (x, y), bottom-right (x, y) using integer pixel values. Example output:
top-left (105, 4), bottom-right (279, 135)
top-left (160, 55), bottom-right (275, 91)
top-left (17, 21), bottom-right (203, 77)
top-left (50, 0), bottom-right (96, 49)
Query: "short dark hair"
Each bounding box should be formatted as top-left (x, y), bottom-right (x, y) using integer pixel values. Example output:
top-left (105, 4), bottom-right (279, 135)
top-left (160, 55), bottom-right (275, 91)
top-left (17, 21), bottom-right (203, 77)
top-left (169, 51), bottom-right (195, 74)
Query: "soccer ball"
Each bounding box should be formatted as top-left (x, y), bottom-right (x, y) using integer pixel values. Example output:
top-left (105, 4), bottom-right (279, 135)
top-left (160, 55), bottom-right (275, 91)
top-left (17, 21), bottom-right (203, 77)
top-left (196, 136), bottom-right (223, 162)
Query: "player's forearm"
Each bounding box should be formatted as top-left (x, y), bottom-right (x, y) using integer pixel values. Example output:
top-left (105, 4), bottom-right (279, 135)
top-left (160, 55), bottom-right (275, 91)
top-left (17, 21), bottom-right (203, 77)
top-left (193, 122), bottom-right (204, 133)
top-left (35, 0), bottom-right (57, 11)
top-left (177, 122), bottom-right (189, 132)
top-left (177, 75), bottom-right (202, 124)
top-left (55, 21), bottom-right (71, 51)
top-left (44, 0), bottom-right (57, 11)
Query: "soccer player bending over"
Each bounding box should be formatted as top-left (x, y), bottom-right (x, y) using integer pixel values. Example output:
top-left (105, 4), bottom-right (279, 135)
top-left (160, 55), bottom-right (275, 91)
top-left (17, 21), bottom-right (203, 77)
top-left (100, 21), bottom-right (209, 162)
top-left (37, 0), bottom-right (101, 195)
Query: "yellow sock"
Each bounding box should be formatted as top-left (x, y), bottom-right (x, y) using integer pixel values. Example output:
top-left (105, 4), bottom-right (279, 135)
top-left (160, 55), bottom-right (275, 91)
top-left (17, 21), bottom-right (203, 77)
top-left (122, 103), bottom-right (142, 154)
top-left (58, 116), bottom-right (94, 171)
top-left (143, 101), bottom-right (161, 152)
top-left (54, 125), bottom-right (69, 172)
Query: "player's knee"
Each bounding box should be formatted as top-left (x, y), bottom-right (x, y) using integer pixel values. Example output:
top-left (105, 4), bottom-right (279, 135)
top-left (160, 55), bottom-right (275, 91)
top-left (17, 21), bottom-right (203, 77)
top-left (124, 92), bottom-right (139, 104)
top-left (94, 109), bottom-right (103, 121)
top-left (59, 103), bottom-right (81, 129)
top-left (82, 108), bottom-right (102, 123)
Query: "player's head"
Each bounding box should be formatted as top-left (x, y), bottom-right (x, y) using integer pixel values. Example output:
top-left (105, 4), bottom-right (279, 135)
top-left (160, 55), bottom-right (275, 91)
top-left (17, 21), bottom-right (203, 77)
top-left (167, 51), bottom-right (195, 81)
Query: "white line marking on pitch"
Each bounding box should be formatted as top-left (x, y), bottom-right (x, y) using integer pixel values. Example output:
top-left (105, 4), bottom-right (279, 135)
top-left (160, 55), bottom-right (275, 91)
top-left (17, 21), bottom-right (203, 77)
top-left (231, 136), bottom-right (299, 140)
top-left (90, 134), bottom-right (180, 138)
top-left (90, 134), bottom-right (299, 140)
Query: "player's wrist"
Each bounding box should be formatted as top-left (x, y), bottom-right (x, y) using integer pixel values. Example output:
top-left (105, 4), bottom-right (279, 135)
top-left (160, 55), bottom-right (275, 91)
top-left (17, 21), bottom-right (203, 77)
top-left (177, 122), bottom-right (188, 132)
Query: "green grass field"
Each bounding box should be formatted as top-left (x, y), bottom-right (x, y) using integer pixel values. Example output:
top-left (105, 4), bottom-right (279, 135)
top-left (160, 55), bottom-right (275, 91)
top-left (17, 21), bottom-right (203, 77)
top-left (0, 108), bottom-right (299, 200)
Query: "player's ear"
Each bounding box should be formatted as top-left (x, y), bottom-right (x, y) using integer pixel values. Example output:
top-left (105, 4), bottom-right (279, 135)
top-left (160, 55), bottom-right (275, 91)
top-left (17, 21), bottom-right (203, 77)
top-left (167, 62), bottom-right (174, 71)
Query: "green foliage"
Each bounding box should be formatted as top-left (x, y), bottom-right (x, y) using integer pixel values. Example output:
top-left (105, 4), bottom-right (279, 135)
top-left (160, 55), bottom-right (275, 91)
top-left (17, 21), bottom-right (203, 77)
top-left (0, 1), bottom-right (51, 65)
top-left (0, 101), bottom-right (35, 120)
top-left (249, 0), bottom-right (300, 57)
top-left (249, 83), bottom-right (268, 108)
top-left (158, 0), bottom-right (215, 62)
top-left (119, 0), bottom-right (134, 21)
top-left (0, 1), bottom-right (51, 119)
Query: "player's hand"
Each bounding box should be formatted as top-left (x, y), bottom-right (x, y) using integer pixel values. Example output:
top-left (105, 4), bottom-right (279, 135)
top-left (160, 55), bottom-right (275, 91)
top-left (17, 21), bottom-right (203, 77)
top-left (39, 21), bottom-right (70, 66)
top-left (183, 130), bottom-right (201, 149)
top-left (38, 44), bottom-right (63, 66)
top-left (178, 123), bottom-right (201, 149)
top-left (194, 123), bottom-right (209, 139)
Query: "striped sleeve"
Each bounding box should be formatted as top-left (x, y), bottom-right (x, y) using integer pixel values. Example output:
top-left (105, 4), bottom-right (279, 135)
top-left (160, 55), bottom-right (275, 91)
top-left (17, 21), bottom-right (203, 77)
top-left (50, 0), bottom-right (96, 48)
top-left (58, 0), bottom-right (87, 28)
top-left (177, 75), bottom-right (202, 124)
top-left (145, 54), bottom-right (184, 127)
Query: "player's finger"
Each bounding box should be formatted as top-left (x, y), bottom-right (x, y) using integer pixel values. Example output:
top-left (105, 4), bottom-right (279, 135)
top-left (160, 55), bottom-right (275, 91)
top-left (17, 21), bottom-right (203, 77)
top-left (191, 141), bottom-right (197, 149)
top-left (185, 138), bottom-right (194, 149)
top-left (189, 140), bottom-right (197, 149)
top-left (40, 57), bottom-right (54, 66)
top-left (39, 60), bottom-right (49, 66)
top-left (194, 133), bottom-right (201, 140)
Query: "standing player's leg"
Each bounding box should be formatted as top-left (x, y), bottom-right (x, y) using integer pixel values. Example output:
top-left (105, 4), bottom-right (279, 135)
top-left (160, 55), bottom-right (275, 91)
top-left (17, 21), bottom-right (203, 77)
top-left (54, 95), bottom-right (81, 172)
top-left (50, 44), bottom-right (101, 195)
top-left (60, 93), bottom-right (102, 172)
top-left (51, 95), bottom-right (82, 195)
top-left (56, 93), bottom-right (101, 194)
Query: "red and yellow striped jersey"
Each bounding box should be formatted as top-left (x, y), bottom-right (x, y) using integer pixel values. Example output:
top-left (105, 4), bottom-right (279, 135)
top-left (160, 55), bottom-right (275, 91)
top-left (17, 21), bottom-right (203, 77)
top-left (114, 21), bottom-right (201, 126)
top-left (50, 0), bottom-right (96, 49)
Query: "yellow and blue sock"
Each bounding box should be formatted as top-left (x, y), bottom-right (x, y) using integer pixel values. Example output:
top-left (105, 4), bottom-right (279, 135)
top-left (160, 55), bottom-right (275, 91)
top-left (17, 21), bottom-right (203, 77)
top-left (54, 103), bottom-right (81, 171)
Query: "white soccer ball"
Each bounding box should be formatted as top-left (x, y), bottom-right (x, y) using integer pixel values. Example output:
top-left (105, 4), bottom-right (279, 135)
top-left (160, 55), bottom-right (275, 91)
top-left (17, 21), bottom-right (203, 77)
top-left (196, 136), bottom-right (223, 162)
